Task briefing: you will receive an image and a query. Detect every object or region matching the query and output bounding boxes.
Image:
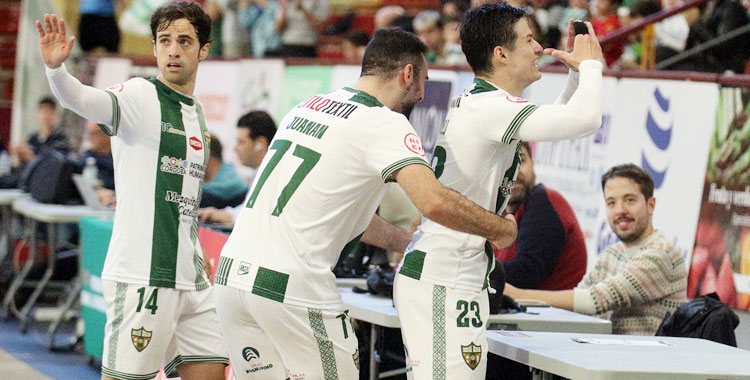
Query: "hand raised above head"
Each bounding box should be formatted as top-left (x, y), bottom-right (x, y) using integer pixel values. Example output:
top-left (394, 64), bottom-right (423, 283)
top-left (36, 14), bottom-right (75, 69)
top-left (543, 21), bottom-right (604, 71)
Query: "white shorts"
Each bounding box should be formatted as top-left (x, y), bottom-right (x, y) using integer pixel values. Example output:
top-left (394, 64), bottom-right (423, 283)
top-left (394, 274), bottom-right (489, 380)
top-left (214, 284), bottom-right (360, 380)
top-left (101, 280), bottom-right (228, 380)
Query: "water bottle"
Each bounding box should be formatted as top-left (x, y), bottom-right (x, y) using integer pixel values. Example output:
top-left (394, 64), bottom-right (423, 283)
top-left (82, 156), bottom-right (99, 185)
top-left (0, 150), bottom-right (10, 176)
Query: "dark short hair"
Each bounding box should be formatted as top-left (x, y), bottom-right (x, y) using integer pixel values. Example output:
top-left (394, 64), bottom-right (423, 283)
top-left (631, 0), bottom-right (661, 18)
top-left (209, 133), bottom-right (222, 160)
top-left (601, 163), bottom-right (654, 199)
top-left (237, 110), bottom-right (277, 143)
top-left (460, 3), bottom-right (528, 76)
top-left (520, 141), bottom-right (532, 158)
top-left (361, 28), bottom-right (428, 80)
top-left (150, 1), bottom-right (212, 47)
top-left (38, 96), bottom-right (56, 109)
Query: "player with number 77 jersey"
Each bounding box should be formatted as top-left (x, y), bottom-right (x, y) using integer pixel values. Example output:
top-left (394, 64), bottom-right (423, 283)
top-left (213, 28), bottom-right (517, 380)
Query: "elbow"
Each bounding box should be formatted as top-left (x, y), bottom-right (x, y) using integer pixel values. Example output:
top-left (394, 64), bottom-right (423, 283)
top-left (419, 195), bottom-right (446, 221)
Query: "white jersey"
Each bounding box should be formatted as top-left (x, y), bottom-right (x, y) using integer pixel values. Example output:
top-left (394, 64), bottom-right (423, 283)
top-left (100, 77), bottom-right (211, 290)
top-left (400, 79), bottom-right (538, 292)
top-left (216, 87), bottom-right (429, 309)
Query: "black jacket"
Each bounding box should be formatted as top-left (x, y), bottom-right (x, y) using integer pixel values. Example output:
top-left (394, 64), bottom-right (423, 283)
top-left (656, 292), bottom-right (739, 347)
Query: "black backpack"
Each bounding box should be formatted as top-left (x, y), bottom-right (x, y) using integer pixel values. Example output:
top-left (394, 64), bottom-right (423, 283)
top-left (656, 292), bottom-right (739, 347)
top-left (19, 149), bottom-right (81, 204)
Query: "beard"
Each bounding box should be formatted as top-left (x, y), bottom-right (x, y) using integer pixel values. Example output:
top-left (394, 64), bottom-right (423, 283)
top-left (508, 180), bottom-right (534, 210)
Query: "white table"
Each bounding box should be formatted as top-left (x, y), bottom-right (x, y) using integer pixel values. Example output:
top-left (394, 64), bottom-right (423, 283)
top-left (2, 198), bottom-right (112, 335)
top-left (0, 189), bottom-right (29, 258)
top-left (487, 330), bottom-right (750, 380)
top-left (339, 287), bottom-right (612, 380)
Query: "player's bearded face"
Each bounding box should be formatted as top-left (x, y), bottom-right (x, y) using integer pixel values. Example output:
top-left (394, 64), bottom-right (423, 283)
top-left (398, 61), bottom-right (428, 118)
top-left (154, 18), bottom-right (207, 88)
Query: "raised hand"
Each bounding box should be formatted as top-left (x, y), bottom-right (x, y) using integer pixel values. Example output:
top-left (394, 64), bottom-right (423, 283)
top-left (543, 21), bottom-right (604, 71)
top-left (36, 14), bottom-right (75, 69)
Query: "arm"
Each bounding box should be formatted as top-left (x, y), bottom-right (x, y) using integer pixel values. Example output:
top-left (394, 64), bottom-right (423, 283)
top-left (502, 196), bottom-right (566, 288)
top-left (504, 284), bottom-right (575, 311)
top-left (360, 214), bottom-right (412, 254)
top-left (515, 60), bottom-right (603, 142)
top-left (394, 164), bottom-right (517, 246)
top-left (38, 14), bottom-right (114, 127)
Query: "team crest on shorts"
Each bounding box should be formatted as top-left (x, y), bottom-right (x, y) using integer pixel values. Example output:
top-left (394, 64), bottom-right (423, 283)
top-left (131, 327), bottom-right (152, 352)
top-left (461, 342), bottom-right (482, 370)
top-left (352, 349), bottom-right (360, 370)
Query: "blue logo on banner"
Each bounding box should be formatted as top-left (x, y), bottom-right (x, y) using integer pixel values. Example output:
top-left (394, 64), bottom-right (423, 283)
top-left (641, 87), bottom-right (672, 189)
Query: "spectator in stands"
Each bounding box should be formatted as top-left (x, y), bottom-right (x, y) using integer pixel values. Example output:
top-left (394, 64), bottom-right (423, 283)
top-left (529, 0), bottom-right (565, 48)
top-left (238, 0), bottom-right (282, 57)
top-left (494, 142), bottom-right (586, 291)
top-left (78, 120), bottom-right (114, 190)
top-left (341, 30), bottom-right (369, 62)
top-left (198, 110), bottom-right (276, 224)
top-left (593, 0), bottom-right (625, 66)
top-left (682, 0), bottom-right (750, 73)
top-left (505, 164), bottom-right (687, 335)
top-left (442, 0), bottom-right (471, 18)
top-left (615, 0), bottom-right (661, 68)
top-left (374, 5), bottom-right (405, 30)
top-left (558, 0), bottom-right (590, 41)
top-left (653, 0), bottom-right (700, 68)
top-left (275, 0), bottom-right (328, 57)
top-left (9, 96), bottom-right (69, 166)
top-left (413, 11), bottom-right (446, 64)
top-left (442, 14), bottom-right (468, 65)
top-left (200, 134), bottom-right (249, 209)
top-left (214, 0), bottom-right (251, 57)
top-left (78, 0), bottom-right (119, 53)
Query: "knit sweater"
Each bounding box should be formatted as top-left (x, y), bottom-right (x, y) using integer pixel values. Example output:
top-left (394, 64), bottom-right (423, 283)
top-left (574, 230), bottom-right (687, 335)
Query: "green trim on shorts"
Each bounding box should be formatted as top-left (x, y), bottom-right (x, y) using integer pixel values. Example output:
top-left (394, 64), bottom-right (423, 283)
top-left (252, 266), bottom-right (289, 303)
top-left (163, 355), bottom-right (229, 377)
top-left (399, 250), bottom-right (427, 280)
top-left (107, 281), bottom-right (128, 369)
top-left (101, 366), bottom-right (159, 380)
top-left (432, 285), bottom-right (447, 380)
top-left (308, 308), bottom-right (339, 380)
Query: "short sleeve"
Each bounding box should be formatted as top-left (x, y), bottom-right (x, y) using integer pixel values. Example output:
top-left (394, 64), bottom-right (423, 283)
top-left (99, 78), bottom-right (147, 137)
top-left (366, 115), bottom-right (430, 183)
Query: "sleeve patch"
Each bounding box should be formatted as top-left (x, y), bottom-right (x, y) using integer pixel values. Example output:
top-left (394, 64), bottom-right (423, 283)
top-left (403, 133), bottom-right (426, 157)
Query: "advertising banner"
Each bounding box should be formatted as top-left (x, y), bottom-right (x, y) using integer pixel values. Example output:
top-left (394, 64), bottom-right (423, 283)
top-left (528, 74), bottom-right (717, 273)
top-left (409, 70), bottom-right (457, 156)
top-left (194, 61), bottom-right (243, 163)
top-left (690, 87), bottom-right (750, 310)
top-left (276, 66), bottom-right (334, 120)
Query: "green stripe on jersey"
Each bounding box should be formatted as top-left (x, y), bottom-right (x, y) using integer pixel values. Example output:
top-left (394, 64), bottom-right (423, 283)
top-left (502, 105), bottom-right (538, 144)
top-left (149, 78), bottom-right (188, 288)
top-left (252, 267), bottom-right (289, 302)
top-left (381, 157), bottom-right (430, 183)
top-left (215, 257), bottom-right (233, 286)
top-left (399, 250), bottom-right (426, 280)
top-left (469, 78), bottom-right (497, 95)
top-left (99, 91), bottom-right (120, 136)
top-left (343, 87), bottom-right (383, 107)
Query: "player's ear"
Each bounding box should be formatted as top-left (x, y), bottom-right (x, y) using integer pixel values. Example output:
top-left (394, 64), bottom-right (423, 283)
top-left (493, 45), bottom-right (508, 65)
top-left (152, 40), bottom-right (157, 57)
top-left (199, 43), bottom-right (211, 61)
top-left (402, 63), bottom-right (415, 86)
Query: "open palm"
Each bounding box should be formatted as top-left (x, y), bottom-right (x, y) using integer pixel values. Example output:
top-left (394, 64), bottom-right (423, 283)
top-left (36, 14), bottom-right (75, 69)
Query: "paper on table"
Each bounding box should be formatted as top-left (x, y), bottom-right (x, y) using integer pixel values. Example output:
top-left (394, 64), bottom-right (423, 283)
top-left (571, 338), bottom-right (674, 347)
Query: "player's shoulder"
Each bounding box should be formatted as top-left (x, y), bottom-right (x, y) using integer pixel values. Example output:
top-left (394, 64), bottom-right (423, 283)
top-left (105, 76), bottom-right (151, 95)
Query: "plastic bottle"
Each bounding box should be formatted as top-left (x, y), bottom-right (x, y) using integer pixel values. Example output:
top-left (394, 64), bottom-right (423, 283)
top-left (0, 150), bottom-right (10, 176)
top-left (82, 156), bottom-right (99, 184)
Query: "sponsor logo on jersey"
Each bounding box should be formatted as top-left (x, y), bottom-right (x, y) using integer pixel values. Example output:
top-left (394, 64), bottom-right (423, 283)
top-left (238, 261), bottom-right (251, 275)
top-left (404, 133), bottom-right (426, 157)
top-left (189, 136), bottom-right (203, 151)
top-left (161, 122), bottom-right (186, 136)
top-left (287, 370), bottom-right (306, 379)
top-left (131, 327), bottom-right (152, 352)
top-left (245, 363), bottom-right (274, 374)
top-left (505, 95), bottom-right (528, 103)
top-left (164, 191), bottom-right (199, 219)
top-left (242, 346), bottom-right (260, 361)
top-left (461, 342), bottom-right (482, 370)
top-left (160, 156), bottom-right (188, 175)
top-left (352, 349), bottom-right (360, 370)
top-left (107, 83), bottom-right (124, 93)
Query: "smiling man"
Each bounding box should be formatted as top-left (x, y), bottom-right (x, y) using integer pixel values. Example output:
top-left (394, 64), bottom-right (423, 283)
top-left (505, 164), bottom-right (688, 335)
top-left (393, 4), bottom-right (605, 379)
top-left (38, 3), bottom-right (228, 380)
